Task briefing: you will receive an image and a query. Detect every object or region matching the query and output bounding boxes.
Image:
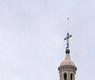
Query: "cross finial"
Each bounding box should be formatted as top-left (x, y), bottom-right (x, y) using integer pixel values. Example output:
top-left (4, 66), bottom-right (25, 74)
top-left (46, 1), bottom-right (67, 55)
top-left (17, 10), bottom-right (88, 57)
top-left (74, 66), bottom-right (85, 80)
top-left (64, 33), bottom-right (72, 50)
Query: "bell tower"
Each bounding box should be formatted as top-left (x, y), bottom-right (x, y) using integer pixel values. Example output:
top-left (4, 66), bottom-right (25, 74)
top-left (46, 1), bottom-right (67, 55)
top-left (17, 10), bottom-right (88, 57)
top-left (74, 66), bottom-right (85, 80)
top-left (58, 33), bottom-right (77, 80)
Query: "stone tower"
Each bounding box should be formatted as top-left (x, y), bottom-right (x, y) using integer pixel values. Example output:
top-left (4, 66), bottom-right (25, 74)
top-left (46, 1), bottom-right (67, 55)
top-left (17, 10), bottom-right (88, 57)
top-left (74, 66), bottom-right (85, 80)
top-left (58, 33), bottom-right (77, 80)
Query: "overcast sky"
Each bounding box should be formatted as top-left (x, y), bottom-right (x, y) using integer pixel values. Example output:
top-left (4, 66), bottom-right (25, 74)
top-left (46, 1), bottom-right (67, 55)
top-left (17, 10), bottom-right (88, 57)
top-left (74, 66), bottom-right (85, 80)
top-left (0, 0), bottom-right (95, 80)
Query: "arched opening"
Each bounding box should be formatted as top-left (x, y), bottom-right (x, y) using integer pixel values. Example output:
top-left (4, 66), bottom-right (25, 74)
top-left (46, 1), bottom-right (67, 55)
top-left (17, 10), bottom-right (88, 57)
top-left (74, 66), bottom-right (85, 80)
top-left (70, 74), bottom-right (73, 80)
top-left (64, 73), bottom-right (67, 80)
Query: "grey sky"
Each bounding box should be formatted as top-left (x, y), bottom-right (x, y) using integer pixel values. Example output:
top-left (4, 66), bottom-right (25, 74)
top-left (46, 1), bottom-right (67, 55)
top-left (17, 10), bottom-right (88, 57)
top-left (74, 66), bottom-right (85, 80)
top-left (0, 0), bottom-right (95, 80)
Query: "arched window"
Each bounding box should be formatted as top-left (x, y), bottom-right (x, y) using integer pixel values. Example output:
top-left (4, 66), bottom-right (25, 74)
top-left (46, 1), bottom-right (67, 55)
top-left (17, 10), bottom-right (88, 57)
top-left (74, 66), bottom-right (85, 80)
top-left (70, 74), bottom-right (73, 80)
top-left (64, 73), bottom-right (67, 80)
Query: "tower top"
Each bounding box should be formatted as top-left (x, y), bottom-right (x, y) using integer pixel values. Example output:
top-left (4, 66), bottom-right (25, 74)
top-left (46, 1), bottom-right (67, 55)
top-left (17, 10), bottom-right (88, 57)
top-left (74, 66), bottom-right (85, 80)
top-left (58, 32), bottom-right (77, 80)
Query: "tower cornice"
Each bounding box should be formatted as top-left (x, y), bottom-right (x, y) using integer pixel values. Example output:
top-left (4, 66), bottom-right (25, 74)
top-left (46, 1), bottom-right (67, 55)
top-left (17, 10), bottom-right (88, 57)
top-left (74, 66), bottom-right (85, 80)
top-left (58, 65), bottom-right (77, 73)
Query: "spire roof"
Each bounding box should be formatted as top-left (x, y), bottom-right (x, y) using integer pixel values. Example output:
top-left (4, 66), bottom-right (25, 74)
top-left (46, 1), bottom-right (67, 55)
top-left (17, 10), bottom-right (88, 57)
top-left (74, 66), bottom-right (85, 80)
top-left (60, 49), bottom-right (75, 66)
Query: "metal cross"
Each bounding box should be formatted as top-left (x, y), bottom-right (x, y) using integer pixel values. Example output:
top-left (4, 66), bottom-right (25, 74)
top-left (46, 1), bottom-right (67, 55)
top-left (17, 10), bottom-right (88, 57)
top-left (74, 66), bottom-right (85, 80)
top-left (64, 33), bottom-right (72, 49)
